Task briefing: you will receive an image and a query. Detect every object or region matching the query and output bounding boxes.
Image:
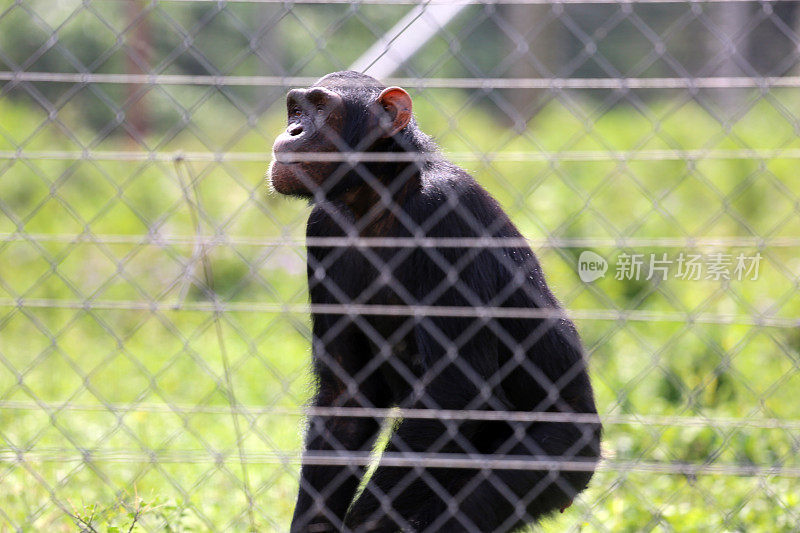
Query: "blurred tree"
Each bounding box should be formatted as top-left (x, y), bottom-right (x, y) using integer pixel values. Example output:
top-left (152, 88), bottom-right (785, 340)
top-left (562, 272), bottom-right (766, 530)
top-left (504, 4), bottom-right (565, 128)
top-left (746, 2), bottom-right (799, 76)
top-left (1, 1), bottom-right (798, 137)
top-left (126, 0), bottom-right (151, 141)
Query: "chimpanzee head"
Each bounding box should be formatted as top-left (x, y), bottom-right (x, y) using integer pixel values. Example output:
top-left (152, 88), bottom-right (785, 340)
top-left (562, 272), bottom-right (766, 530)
top-left (268, 71), bottom-right (417, 198)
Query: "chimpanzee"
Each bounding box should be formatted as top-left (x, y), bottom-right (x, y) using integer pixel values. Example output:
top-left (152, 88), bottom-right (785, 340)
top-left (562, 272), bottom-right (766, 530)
top-left (269, 71), bottom-right (601, 532)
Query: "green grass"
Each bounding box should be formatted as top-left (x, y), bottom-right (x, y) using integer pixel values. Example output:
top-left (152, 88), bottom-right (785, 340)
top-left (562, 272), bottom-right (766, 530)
top-left (1, 87), bottom-right (799, 531)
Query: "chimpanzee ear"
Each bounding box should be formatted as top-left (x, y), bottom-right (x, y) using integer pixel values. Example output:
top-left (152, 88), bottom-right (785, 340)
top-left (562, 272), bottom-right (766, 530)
top-left (377, 87), bottom-right (413, 138)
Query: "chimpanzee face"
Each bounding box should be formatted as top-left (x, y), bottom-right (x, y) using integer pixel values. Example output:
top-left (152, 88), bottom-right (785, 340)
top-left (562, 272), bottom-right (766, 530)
top-left (269, 76), bottom-right (413, 199)
top-left (269, 86), bottom-right (346, 197)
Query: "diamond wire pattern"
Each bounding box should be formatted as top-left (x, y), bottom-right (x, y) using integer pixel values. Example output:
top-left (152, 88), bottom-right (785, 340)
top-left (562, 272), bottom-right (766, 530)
top-left (0, 4), bottom-right (756, 528)
top-left (1, 0), bottom-right (800, 531)
top-left (615, 2), bottom-right (800, 494)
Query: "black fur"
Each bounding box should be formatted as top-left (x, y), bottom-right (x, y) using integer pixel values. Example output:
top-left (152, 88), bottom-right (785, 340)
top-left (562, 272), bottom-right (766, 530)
top-left (286, 71), bottom-right (601, 532)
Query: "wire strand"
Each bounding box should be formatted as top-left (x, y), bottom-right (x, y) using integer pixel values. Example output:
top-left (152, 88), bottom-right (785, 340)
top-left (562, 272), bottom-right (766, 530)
top-left (1, 298), bottom-right (796, 327)
top-left (5, 149), bottom-right (800, 162)
top-left (1, 232), bottom-right (798, 248)
top-left (4, 71), bottom-right (800, 89)
top-left (3, 400), bottom-right (800, 430)
top-left (2, 448), bottom-right (799, 477)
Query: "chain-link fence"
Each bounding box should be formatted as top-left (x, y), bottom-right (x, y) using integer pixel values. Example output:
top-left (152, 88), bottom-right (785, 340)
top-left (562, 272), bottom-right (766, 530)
top-left (1, 0), bottom-right (800, 531)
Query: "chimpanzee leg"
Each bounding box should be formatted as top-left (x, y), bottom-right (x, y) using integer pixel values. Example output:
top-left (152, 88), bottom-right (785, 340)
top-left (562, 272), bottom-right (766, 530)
top-left (345, 418), bottom-right (599, 532)
top-left (431, 420), bottom-right (601, 532)
top-left (343, 315), bottom-right (600, 531)
top-left (343, 415), bottom-right (478, 532)
top-left (344, 352), bottom-right (493, 532)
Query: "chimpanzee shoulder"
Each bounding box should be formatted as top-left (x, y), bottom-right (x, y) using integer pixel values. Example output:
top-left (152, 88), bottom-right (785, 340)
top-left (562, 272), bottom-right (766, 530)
top-left (407, 160), bottom-right (518, 240)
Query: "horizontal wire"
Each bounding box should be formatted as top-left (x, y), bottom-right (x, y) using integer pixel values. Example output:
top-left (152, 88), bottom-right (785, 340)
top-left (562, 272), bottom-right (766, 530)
top-left (155, 0), bottom-right (785, 4)
top-left (4, 149), bottom-right (800, 162)
top-left (2, 447), bottom-right (799, 477)
top-left (2, 232), bottom-right (798, 248)
top-left (3, 400), bottom-right (800, 430)
top-left (3, 71), bottom-right (800, 89)
top-left (1, 298), bottom-right (796, 327)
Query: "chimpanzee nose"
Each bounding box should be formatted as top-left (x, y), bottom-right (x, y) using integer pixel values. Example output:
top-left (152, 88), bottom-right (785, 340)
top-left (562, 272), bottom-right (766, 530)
top-left (288, 124), bottom-right (303, 136)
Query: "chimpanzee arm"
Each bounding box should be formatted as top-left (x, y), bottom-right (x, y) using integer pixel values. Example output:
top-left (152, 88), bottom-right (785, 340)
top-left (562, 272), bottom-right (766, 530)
top-left (290, 314), bottom-right (389, 532)
top-left (292, 208), bottom-right (392, 532)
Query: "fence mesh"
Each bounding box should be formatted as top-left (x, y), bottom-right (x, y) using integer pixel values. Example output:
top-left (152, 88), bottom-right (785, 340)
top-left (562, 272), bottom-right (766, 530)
top-left (1, 0), bottom-right (800, 531)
